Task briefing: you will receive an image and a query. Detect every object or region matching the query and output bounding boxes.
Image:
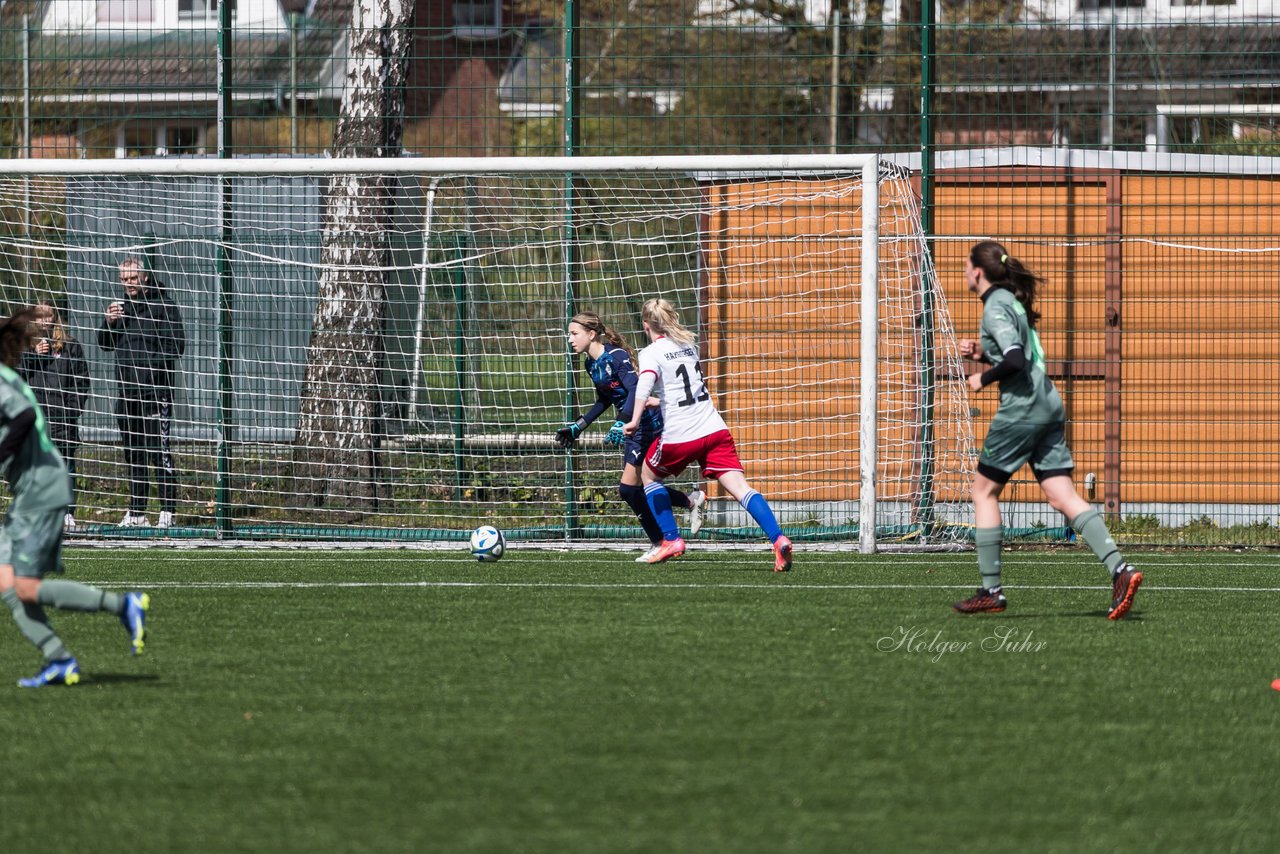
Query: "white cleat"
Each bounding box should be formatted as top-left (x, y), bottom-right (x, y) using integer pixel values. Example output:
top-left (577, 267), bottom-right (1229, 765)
top-left (63, 513), bottom-right (77, 531)
top-left (686, 489), bottom-right (706, 536)
top-left (119, 512), bottom-right (150, 528)
top-left (635, 546), bottom-right (660, 563)
top-left (157, 511), bottom-right (174, 529)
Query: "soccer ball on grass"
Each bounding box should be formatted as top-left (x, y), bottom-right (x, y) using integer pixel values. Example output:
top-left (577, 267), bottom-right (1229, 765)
top-left (469, 525), bottom-right (506, 562)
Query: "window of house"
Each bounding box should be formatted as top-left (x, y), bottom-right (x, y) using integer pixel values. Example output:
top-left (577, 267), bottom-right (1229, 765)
top-left (116, 125), bottom-right (204, 158)
top-left (453, 1), bottom-right (504, 40)
top-left (1171, 0), bottom-right (1236, 6)
top-left (1079, 0), bottom-right (1146, 9)
top-left (118, 126), bottom-right (158, 158)
top-left (96, 1), bottom-right (155, 22)
top-left (164, 126), bottom-right (203, 156)
top-left (179, 0), bottom-right (237, 19)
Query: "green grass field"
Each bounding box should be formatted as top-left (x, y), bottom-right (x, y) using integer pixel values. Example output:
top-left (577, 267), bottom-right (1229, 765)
top-left (3, 547), bottom-right (1278, 853)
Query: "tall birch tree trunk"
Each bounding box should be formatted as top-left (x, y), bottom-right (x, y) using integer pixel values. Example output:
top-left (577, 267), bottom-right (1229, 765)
top-left (295, 0), bottom-right (413, 511)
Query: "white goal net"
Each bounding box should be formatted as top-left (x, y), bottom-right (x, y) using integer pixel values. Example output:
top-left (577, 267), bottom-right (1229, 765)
top-left (0, 155), bottom-right (974, 550)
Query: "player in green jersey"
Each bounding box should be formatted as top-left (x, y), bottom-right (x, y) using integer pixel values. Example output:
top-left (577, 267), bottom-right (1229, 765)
top-left (0, 308), bottom-right (150, 687)
top-left (953, 241), bottom-right (1141, 619)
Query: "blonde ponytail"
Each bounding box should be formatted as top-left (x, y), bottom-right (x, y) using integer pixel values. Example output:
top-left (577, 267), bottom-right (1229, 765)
top-left (640, 298), bottom-right (696, 347)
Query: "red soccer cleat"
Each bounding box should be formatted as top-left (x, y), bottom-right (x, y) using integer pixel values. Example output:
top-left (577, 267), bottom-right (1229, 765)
top-left (953, 587), bottom-right (1007, 614)
top-left (645, 538), bottom-right (686, 565)
top-left (773, 535), bottom-right (793, 572)
top-left (1107, 564), bottom-right (1143, 620)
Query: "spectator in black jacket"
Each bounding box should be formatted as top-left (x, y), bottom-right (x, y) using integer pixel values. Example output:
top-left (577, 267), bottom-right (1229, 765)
top-left (97, 257), bottom-right (186, 529)
top-left (21, 301), bottom-right (91, 530)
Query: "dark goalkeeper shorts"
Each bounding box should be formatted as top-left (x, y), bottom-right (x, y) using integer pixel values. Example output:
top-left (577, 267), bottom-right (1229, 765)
top-left (0, 507), bottom-right (68, 579)
top-left (977, 416), bottom-right (1075, 484)
top-left (623, 424), bottom-right (660, 470)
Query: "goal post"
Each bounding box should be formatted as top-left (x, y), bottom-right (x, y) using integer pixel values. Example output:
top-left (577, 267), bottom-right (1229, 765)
top-left (860, 163), bottom-right (879, 554)
top-left (0, 155), bottom-right (974, 550)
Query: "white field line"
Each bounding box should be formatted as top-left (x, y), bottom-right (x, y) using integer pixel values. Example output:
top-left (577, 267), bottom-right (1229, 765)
top-left (89, 579), bottom-right (1280, 593)
top-left (65, 550), bottom-right (1280, 569)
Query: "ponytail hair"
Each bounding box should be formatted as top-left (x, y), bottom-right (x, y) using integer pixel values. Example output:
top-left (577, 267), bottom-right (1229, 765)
top-left (570, 311), bottom-right (633, 361)
top-left (969, 240), bottom-right (1043, 327)
top-left (640, 298), bottom-right (696, 347)
top-left (0, 308), bottom-right (39, 368)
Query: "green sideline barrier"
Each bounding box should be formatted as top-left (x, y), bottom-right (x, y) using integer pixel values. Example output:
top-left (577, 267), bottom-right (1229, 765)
top-left (64, 523), bottom-right (1074, 544)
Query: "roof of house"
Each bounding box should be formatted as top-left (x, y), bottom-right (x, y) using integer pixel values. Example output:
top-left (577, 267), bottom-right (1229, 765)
top-left (498, 19), bottom-right (801, 108)
top-left (3, 4), bottom-right (1276, 111)
top-left (0, 0), bottom-right (351, 105)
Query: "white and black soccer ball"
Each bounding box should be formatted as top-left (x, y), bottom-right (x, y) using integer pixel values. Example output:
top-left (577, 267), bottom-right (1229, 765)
top-left (469, 525), bottom-right (506, 562)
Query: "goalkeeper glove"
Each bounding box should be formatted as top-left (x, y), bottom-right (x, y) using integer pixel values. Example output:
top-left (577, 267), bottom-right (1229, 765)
top-left (603, 420), bottom-right (626, 447)
top-left (555, 417), bottom-right (588, 448)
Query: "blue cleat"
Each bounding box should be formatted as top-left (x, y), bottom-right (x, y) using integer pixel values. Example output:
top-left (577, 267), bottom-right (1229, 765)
top-left (120, 591), bottom-right (150, 655)
top-left (18, 658), bottom-right (80, 688)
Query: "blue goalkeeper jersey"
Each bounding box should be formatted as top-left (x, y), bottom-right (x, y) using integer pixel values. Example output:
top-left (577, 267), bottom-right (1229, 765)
top-left (583, 344), bottom-right (662, 433)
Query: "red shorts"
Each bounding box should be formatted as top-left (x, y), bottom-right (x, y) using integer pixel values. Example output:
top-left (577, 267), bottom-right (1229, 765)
top-left (645, 429), bottom-right (744, 480)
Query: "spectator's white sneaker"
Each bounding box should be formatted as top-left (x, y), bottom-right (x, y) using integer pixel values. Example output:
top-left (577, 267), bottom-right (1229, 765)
top-left (686, 489), bottom-right (707, 536)
top-left (635, 546), bottom-right (660, 563)
top-left (63, 513), bottom-right (77, 531)
top-left (119, 512), bottom-right (150, 527)
top-left (157, 511), bottom-right (174, 529)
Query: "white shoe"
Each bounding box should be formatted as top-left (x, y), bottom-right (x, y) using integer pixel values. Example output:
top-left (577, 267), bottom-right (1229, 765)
top-left (157, 511), bottom-right (174, 529)
top-left (686, 489), bottom-right (706, 536)
top-left (635, 546), bottom-right (660, 563)
top-left (63, 513), bottom-right (77, 531)
top-left (119, 512), bottom-right (150, 527)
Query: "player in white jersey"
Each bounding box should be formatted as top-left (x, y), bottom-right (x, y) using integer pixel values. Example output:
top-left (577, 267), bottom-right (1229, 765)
top-left (622, 298), bottom-right (792, 571)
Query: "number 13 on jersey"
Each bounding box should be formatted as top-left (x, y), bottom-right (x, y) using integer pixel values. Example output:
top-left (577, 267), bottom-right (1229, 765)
top-left (674, 361), bottom-right (710, 407)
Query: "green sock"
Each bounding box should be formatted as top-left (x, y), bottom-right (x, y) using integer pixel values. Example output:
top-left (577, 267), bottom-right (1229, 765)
top-left (3, 588), bottom-right (71, 662)
top-left (37, 580), bottom-right (123, 615)
top-left (1070, 508), bottom-right (1124, 576)
top-left (975, 526), bottom-right (1003, 591)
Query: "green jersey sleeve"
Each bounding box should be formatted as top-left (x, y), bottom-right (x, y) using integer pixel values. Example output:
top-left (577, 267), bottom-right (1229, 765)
top-left (0, 379), bottom-right (32, 422)
top-left (983, 298), bottom-right (1026, 357)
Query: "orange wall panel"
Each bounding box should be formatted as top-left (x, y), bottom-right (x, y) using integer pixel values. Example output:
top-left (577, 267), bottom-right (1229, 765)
top-left (703, 171), bottom-right (1280, 511)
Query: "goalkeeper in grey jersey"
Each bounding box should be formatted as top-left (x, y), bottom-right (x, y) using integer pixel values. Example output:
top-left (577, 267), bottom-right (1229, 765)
top-left (953, 241), bottom-right (1142, 619)
top-left (0, 308), bottom-right (150, 688)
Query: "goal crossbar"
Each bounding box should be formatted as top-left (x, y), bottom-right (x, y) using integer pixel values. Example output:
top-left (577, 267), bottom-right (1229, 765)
top-left (0, 154), bottom-right (879, 177)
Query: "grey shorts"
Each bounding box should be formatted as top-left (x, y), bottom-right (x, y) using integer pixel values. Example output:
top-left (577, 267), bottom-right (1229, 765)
top-left (977, 417), bottom-right (1075, 484)
top-left (0, 507), bottom-right (67, 579)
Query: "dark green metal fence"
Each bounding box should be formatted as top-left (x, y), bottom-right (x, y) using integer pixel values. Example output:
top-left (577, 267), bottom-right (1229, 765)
top-left (1, 2), bottom-right (1278, 547)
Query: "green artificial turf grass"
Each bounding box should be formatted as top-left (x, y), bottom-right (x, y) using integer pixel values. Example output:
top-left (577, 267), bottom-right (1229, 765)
top-left (2, 549), bottom-right (1277, 853)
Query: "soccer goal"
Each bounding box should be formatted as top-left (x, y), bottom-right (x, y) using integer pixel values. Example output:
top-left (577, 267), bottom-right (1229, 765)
top-left (0, 155), bottom-right (974, 552)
